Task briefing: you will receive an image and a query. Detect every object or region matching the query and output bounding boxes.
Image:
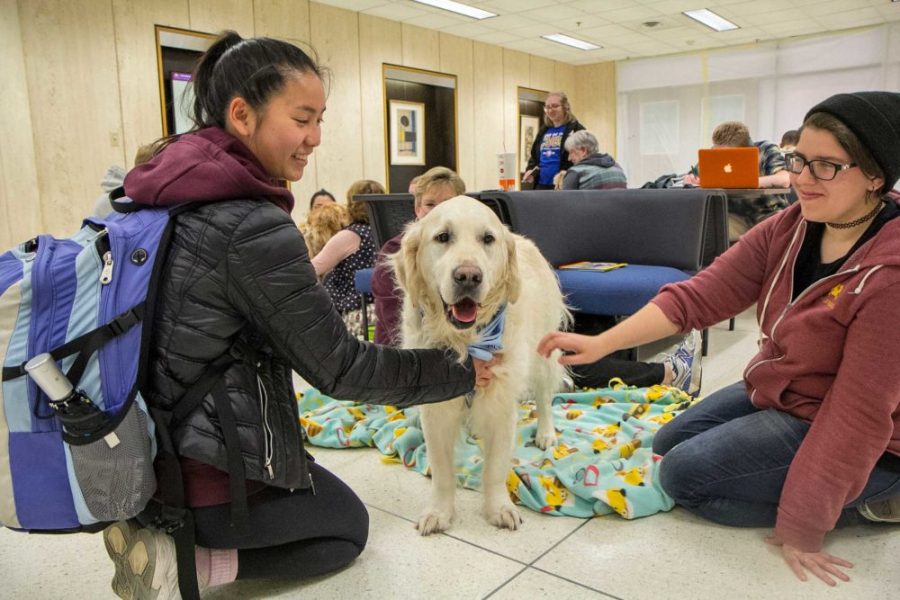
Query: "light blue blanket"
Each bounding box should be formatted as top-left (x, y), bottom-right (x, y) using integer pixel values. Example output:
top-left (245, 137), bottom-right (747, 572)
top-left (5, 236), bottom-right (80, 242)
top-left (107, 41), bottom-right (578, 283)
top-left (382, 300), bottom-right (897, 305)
top-left (298, 383), bottom-right (697, 519)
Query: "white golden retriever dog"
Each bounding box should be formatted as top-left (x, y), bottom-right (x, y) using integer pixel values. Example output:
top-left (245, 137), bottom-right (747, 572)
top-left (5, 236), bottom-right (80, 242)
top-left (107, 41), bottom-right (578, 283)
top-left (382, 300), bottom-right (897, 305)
top-left (391, 196), bottom-right (570, 535)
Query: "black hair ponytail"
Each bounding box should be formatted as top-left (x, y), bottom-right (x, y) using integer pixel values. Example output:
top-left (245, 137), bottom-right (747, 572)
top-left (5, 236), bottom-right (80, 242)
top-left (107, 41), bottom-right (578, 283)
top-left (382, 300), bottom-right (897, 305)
top-left (145, 31), bottom-right (326, 158)
top-left (191, 31), bottom-right (245, 129)
top-left (189, 30), bottom-right (326, 130)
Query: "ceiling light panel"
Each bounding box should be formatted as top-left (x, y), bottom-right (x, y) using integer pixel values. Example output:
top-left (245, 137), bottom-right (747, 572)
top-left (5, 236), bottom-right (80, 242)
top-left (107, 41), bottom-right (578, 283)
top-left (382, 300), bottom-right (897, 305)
top-left (542, 33), bottom-right (601, 50)
top-left (683, 9), bottom-right (739, 32)
top-left (411, 0), bottom-right (497, 20)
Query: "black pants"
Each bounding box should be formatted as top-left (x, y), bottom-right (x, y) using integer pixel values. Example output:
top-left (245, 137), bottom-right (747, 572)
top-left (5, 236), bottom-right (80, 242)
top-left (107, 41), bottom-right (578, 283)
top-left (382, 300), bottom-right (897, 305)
top-left (192, 462), bottom-right (368, 580)
top-left (572, 358), bottom-right (665, 389)
top-left (569, 313), bottom-right (666, 389)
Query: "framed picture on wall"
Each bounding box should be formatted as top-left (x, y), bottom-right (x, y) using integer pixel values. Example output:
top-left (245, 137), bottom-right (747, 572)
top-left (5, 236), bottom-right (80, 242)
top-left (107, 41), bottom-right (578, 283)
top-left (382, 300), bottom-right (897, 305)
top-left (155, 26), bottom-right (216, 137)
top-left (389, 100), bottom-right (426, 166)
top-left (519, 115), bottom-right (540, 172)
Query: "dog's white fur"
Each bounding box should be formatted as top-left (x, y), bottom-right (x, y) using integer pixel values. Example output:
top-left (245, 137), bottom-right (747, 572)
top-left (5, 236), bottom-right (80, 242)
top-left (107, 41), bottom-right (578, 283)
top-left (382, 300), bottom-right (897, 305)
top-left (391, 196), bottom-right (570, 535)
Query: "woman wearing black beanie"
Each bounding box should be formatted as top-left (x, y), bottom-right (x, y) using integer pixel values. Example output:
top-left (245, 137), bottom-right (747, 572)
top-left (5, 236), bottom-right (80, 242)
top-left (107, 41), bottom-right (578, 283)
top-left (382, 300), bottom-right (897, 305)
top-left (540, 91), bottom-right (900, 587)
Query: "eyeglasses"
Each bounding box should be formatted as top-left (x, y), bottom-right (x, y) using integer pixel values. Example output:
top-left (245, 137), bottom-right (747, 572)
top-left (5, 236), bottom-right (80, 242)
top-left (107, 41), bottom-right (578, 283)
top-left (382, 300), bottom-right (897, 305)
top-left (784, 152), bottom-right (857, 181)
top-left (544, 103), bottom-right (561, 110)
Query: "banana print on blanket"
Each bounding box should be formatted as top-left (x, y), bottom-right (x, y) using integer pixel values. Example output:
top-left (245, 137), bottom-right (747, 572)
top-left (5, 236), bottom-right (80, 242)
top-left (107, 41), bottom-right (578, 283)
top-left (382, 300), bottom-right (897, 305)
top-left (297, 382), bottom-right (698, 519)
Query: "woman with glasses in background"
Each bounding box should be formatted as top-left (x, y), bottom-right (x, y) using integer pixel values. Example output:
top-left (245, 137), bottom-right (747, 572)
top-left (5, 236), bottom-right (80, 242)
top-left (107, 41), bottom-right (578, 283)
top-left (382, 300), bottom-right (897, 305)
top-left (522, 91), bottom-right (584, 190)
top-left (539, 92), bottom-right (900, 587)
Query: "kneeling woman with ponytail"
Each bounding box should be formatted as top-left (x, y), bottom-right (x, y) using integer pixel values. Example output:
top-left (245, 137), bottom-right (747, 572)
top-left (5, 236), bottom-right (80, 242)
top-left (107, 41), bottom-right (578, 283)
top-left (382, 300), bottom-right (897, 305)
top-left (101, 31), bottom-right (496, 599)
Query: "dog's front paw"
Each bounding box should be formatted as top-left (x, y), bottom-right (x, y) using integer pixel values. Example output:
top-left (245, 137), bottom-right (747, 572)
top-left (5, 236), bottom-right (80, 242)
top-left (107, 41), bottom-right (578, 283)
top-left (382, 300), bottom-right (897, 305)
top-left (534, 425), bottom-right (558, 450)
top-left (416, 508), bottom-right (454, 536)
top-left (485, 503), bottom-right (523, 531)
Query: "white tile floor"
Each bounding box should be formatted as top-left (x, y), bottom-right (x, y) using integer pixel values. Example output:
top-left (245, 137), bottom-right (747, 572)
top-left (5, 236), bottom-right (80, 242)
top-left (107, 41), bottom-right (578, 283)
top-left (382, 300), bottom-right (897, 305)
top-left (2, 308), bottom-right (898, 599)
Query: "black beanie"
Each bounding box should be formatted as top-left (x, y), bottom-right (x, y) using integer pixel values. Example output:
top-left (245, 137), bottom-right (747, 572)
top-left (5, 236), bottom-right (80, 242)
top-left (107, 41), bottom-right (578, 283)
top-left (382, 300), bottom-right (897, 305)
top-left (804, 91), bottom-right (900, 191)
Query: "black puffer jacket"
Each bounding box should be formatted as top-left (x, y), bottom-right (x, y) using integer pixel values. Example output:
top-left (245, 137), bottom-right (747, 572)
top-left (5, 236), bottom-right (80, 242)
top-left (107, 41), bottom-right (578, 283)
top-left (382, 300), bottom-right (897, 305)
top-left (150, 201), bottom-right (474, 490)
top-left (126, 128), bottom-right (475, 492)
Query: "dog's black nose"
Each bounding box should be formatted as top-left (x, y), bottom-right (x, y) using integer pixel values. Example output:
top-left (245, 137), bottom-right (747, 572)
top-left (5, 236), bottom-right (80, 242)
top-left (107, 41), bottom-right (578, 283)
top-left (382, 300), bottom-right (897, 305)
top-left (452, 265), bottom-right (482, 287)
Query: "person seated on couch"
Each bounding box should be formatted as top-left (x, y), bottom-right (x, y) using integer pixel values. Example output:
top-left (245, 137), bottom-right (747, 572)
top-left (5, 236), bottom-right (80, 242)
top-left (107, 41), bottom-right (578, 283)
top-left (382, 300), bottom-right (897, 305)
top-left (559, 130), bottom-right (627, 191)
top-left (372, 166), bottom-right (465, 346)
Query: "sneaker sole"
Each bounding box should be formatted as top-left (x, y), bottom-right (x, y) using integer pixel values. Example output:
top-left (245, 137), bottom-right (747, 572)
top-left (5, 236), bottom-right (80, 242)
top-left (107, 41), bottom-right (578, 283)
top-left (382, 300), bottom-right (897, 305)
top-left (859, 501), bottom-right (900, 523)
top-left (688, 364), bottom-right (702, 397)
top-left (104, 520), bottom-right (140, 600)
top-left (128, 529), bottom-right (164, 600)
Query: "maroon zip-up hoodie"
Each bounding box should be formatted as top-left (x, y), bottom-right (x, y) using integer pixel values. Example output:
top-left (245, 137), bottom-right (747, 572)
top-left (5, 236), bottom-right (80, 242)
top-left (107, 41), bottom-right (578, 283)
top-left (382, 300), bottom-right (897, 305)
top-left (125, 127), bottom-right (295, 507)
top-left (124, 127), bottom-right (294, 214)
top-left (653, 200), bottom-right (900, 551)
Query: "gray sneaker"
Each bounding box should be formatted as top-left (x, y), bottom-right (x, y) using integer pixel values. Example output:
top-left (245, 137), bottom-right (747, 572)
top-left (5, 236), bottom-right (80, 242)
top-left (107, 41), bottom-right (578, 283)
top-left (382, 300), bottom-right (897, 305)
top-left (664, 330), bottom-right (702, 396)
top-left (859, 496), bottom-right (900, 523)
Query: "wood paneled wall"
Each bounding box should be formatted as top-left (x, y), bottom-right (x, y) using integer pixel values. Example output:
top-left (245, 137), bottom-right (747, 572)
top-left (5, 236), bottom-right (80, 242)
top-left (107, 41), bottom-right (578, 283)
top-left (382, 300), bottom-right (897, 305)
top-left (0, 0), bottom-right (615, 250)
top-left (0, 0), bottom-right (43, 247)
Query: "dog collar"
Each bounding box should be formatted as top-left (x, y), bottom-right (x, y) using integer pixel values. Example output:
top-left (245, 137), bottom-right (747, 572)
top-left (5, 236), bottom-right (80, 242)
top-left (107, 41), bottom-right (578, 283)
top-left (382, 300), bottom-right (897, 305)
top-left (467, 305), bottom-right (506, 362)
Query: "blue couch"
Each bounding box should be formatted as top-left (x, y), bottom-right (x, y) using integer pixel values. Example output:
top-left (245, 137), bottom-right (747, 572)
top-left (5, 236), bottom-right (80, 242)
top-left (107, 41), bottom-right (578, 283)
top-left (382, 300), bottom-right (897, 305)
top-left (478, 189), bottom-right (728, 318)
top-left (355, 189), bottom-right (728, 345)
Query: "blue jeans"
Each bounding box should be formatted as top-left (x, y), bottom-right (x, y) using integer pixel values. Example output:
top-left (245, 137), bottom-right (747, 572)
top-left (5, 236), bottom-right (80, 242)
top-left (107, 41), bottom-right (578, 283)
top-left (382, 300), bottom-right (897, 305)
top-left (653, 382), bottom-right (900, 528)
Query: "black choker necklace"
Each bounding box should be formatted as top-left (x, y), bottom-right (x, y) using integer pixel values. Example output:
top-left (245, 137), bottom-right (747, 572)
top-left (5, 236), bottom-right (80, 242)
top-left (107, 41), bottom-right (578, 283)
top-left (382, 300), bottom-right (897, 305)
top-left (826, 201), bottom-right (884, 230)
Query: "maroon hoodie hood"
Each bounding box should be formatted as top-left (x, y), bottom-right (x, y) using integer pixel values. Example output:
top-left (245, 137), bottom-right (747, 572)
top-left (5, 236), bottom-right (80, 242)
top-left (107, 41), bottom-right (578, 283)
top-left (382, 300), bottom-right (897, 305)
top-left (124, 127), bottom-right (294, 214)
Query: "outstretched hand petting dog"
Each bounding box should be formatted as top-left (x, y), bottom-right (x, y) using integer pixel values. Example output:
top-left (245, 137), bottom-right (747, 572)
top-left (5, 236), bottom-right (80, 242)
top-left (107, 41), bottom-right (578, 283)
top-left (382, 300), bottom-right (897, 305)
top-left (537, 330), bottom-right (609, 365)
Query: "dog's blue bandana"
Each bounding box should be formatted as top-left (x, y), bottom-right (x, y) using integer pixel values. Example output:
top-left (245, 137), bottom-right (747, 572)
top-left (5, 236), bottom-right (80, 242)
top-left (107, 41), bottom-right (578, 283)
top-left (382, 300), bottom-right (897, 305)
top-left (467, 305), bottom-right (506, 362)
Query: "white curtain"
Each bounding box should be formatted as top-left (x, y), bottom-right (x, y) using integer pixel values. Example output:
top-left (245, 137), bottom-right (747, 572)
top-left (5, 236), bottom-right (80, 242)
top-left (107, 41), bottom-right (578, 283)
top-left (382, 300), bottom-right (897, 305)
top-left (616, 24), bottom-right (900, 188)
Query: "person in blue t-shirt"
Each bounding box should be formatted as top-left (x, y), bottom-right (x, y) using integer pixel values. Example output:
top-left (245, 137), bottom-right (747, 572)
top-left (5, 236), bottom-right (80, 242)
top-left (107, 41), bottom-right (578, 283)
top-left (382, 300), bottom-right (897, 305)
top-left (523, 91), bottom-right (585, 190)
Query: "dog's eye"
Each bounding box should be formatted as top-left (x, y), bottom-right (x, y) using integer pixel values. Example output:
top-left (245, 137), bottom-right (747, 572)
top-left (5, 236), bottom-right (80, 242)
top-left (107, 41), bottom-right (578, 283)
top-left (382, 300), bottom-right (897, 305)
top-left (482, 233), bottom-right (495, 245)
top-left (434, 231), bottom-right (450, 243)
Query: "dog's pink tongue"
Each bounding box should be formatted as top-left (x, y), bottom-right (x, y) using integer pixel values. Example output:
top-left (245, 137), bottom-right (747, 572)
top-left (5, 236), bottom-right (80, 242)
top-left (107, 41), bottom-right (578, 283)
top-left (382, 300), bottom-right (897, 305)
top-left (451, 299), bottom-right (478, 323)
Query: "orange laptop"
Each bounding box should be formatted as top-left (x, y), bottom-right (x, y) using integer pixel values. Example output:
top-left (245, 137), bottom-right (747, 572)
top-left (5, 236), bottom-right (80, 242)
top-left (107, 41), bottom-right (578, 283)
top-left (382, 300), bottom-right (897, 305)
top-left (698, 147), bottom-right (759, 189)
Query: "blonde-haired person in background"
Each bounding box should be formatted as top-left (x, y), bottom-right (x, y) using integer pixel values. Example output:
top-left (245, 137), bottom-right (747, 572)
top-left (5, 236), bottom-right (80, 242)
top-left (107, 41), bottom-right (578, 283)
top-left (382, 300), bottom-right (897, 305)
top-left (372, 167), bottom-right (465, 346)
top-left (312, 179), bottom-right (383, 337)
top-left (304, 202), bottom-right (350, 259)
top-left (522, 91), bottom-right (585, 190)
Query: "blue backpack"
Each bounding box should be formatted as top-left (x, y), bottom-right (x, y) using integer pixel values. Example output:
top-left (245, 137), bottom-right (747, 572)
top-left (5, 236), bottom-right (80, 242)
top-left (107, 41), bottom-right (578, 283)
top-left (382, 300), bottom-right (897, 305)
top-left (0, 202), bottom-right (175, 532)
top-left (1, 198), bottom-right (232, 598)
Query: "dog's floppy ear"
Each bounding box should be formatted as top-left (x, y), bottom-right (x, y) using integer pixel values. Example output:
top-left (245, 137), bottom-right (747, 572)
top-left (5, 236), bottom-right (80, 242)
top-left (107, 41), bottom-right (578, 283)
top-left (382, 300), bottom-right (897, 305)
top-left (503, 228), bottom-right (521, 305)
top-left (392, 219), bottom-right (427, 305)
